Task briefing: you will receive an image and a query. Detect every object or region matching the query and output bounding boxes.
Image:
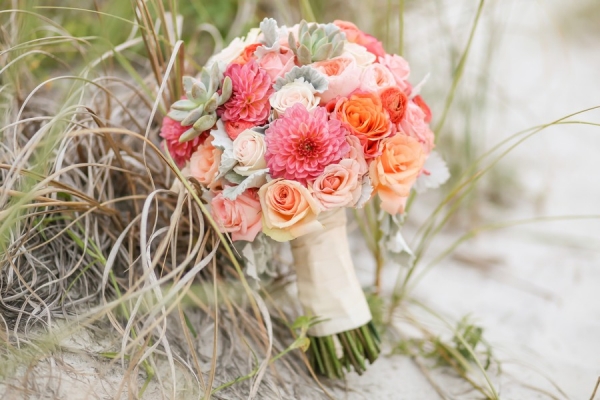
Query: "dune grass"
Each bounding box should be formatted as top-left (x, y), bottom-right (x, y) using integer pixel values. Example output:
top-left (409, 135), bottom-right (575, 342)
top-left (1, 0), bottom-right (598, 399)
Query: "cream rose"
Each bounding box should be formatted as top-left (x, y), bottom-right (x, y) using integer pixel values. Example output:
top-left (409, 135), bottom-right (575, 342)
top-left (311, 159), bottom-right (362, 210)
top-left (369, 134), bottom-right (426, 215)
top-left (232, 129), bottom-right (267, 176)
top-left (359, 63), bottom-right (396, 92)
top-left (269, 80), bottom-right (320, 117)
top-left (258, 179), bottom-right (323, 242)
top-left (189, 136), bottom-right (222, 190)
top-left (313, 56), bottom-right (361, 104)
top-left (342, 42), bottom-right (376, 67)
top-left (205, 28), bottom-right (261, 69)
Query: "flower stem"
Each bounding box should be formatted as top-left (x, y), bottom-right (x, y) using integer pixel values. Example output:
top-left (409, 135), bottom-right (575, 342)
top-left (307, 321), bottom-right (381, 379)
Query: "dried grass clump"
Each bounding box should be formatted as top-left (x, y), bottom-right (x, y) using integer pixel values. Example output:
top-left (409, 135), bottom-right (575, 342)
top-left (0, 3), bottom-right (329, 398)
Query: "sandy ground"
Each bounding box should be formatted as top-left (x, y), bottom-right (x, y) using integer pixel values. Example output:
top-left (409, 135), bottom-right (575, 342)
top-left (342, 1), bottom-right (600, 398)
top-left (2, 1), bottom-right (599, 399)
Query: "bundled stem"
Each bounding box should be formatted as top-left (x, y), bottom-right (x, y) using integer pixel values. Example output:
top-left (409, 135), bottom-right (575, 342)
top-left (308, 321), bottom-right (381, 379)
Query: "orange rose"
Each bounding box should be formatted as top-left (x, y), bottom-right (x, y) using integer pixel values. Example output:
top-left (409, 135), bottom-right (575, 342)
top-left (232, 43), bottom-right (261, 65)
top-left (370, 134), bottom-right (425, 215)
top-left (334, 92), bottom-right (392, 141)
top-left (379, 86), bottom-right (408, 124)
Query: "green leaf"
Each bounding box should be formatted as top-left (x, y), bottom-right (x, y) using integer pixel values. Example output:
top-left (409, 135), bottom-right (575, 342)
top-left (192, 112), bottom-right (216, 133)
top-left (204, 94), bottom-right (218, 114)
top-left (180, 106), bottom-right (204, 126)
top-left (291, 337), bottom-right (311, 352)
top-left (219, 76), bottom-right (232, 104)
top-left (166, 109), bottom-right (188, 122)
top-left (178, 127), bottom-right (199, 142)
top-left (171, 99), bottom-right (197, 111)
top-left (190, 81), bottom-right (206, 101)
top-left (313, 43), bottom-right (333, 61)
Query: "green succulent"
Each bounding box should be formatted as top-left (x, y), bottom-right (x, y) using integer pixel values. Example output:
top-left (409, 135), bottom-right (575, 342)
top-left (288, 20), bottom-right (346, 65)
top-left (167, 63), bottom-right (232, 143)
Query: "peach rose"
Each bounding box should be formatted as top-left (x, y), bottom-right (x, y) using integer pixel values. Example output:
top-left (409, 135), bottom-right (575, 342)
top-left (311, 159), bottom-right (362, 210)
top-left (211, 189), bottom-right (262, 242)
top-left (359, 63), bottom-right (396, 92)
top-left (380, 86), bottom-right (408, 124)
top-left (344, 135), bottom-right (369, 176)
top-left (399, 101), bottom-right (435, 154)
top-left (258, 179), bottom-right (322, 242)
top-left (313, 56), bottom-right (361, 104)
top-left (370, 134), bottom-right (426, 215)
top-left (333, 92), bottom-right (392, 141)
top-left (258, 48), bottom-right (295, 82)
top-left (189, 136), bottom-right (222, 190)
top-left (378, 54), bottom-right (410, 92)
top-left (232, 129), bottom-right (267, 176)
top-left (333, 20), bottom-right (385, 57)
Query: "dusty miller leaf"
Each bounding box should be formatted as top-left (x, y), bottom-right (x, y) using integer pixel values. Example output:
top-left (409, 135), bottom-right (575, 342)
top-left (273, 66), bottom-right (329, 93)
top-left (210, 121), bottom-right (237, 180)
top-left (222, 169), bottom-right (268, 200)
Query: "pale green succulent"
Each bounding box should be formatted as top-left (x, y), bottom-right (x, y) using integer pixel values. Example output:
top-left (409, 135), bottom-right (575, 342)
top-left (288, 20), bottom-right (346, 65)
top-left (167, 63), bottom-right (232, 143)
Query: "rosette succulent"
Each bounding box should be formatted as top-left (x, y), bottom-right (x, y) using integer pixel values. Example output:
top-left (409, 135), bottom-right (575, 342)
top-left (167, 63), bottom-right (232, 143)
top-left (288, 20), bottom-right (345, 65)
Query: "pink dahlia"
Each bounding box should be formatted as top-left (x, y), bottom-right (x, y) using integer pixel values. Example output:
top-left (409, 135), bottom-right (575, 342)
top-left (160, 116), bottom-right (204, 166)
top-left (265, 104), bottom-right (350, 184)
top-left (221, 60), bottom-right (273, 126)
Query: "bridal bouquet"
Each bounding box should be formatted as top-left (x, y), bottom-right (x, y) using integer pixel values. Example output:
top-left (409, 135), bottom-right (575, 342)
top-left (161, 18), bottom-right (447, 378)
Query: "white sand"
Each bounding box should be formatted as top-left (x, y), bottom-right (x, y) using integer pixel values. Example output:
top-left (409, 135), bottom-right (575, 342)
top-left (2, 1), bottom-right (599, 399)
top-left (341, 1), bottom-right (600, 398)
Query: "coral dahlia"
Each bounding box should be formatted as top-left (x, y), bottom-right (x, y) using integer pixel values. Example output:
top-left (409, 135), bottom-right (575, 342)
top-left (265, 104), bottom-right (350, 184)
top-left (160, 116), bottom-right (205, 166)
top-left (221, 60), bottom-right (273, 126)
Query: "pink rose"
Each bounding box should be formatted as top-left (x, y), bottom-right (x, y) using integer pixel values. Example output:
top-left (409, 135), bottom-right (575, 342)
top-left (378, 54), bottom-right (410, 92)
top-left (258, 48), bottom-right (295, 82)
top-left (311, 159), bottom-right (362, 210)
top-left (399, 101), bottom-right (435, 154)
top-left (344, 135), bottom-right (369, 176)
top-left (189, 136), bottom-right (222, 190)
top-left (258, 179), bottom-right (322, 242)
top-left (359, 63), bottom-right (396, 92)
top-left (413, 95), bottom-right (432, 123)
top-left (333, 20), bottom-right (385, 57)
top-left (313, 57), bottom-right (361, 104)
top-left (211, 189), bottom-right (262, 242)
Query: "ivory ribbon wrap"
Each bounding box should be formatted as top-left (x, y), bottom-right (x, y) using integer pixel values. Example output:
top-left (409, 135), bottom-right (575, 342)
top-left (291, 208), bottom-right (372, 337)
